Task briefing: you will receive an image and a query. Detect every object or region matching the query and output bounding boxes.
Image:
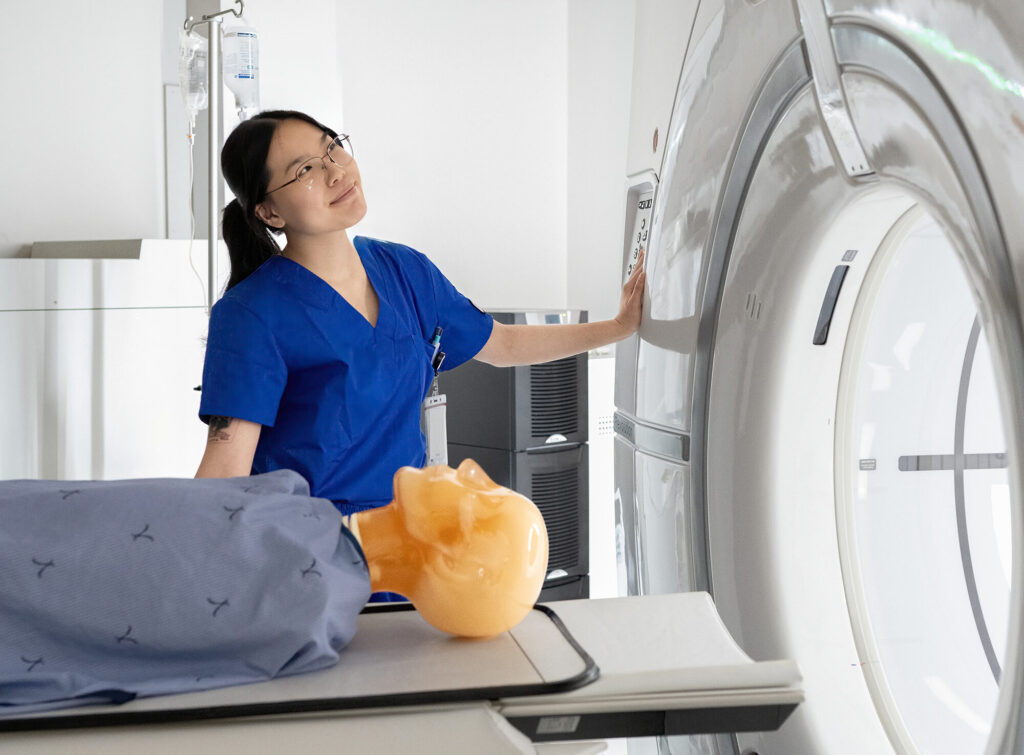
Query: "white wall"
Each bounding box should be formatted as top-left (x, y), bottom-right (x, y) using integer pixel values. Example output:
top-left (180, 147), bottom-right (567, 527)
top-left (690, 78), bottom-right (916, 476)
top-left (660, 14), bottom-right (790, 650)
top-left (1, 1), bottom-right (634, 314)
top-left (331, 1), bottom-right (634, 316)
top-left (0, 0), bottom-right (168, 258)
top-left (567, 0), bottom-right (636, 321)
top-left (334, 0), bottom-right (570, 310)
top-left (219, 0), bottom-right (344, 145)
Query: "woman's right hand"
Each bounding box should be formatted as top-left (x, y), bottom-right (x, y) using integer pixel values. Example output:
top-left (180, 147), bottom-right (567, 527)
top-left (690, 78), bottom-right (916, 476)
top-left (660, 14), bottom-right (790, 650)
top-left (614, 248), bottom-right (646, 336)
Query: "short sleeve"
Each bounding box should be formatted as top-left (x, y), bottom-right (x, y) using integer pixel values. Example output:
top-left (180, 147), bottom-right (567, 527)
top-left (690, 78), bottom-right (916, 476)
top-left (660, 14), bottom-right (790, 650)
top-left (420, 255), bottom-right (494, 371)
top-left (199, 296), bottom-right (288, 427)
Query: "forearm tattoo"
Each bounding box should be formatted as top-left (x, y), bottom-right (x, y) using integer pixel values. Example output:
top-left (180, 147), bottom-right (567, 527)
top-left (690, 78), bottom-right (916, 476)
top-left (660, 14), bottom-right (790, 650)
top-left (207, 416), bottom-right (235, 443)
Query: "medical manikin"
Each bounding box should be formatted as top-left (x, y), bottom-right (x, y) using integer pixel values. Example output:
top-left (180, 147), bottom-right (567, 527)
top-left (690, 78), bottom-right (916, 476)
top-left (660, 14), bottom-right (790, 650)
top-left (356, 460), bottom-right (549, 638)
top-left (0, 460), bottom-right (548, 714)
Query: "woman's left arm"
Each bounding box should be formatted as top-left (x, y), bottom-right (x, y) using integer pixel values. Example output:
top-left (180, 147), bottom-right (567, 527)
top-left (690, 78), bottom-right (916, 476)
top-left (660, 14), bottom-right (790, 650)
top-left (475, 252), bottom-right (646, 368)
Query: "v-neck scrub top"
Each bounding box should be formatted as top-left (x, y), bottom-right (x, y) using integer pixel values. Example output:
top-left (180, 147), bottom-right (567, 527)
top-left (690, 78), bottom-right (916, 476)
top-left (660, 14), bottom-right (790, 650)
top-left (199, 236), bottom-right (494, 515)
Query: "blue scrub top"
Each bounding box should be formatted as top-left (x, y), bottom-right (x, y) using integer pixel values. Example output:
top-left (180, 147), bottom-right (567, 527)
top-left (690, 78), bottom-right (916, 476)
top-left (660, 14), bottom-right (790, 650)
top-left (199, 236), bottom-right (494, 515)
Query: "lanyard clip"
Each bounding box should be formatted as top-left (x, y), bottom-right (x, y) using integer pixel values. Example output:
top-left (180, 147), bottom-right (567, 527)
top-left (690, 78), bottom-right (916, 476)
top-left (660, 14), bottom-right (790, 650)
top-left (429, 327), bottom-right (445, 375)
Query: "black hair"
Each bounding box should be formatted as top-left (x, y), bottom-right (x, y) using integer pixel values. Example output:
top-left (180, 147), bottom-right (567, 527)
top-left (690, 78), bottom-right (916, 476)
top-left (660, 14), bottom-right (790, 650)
top-left (220, 110), bottom-right (338, 291)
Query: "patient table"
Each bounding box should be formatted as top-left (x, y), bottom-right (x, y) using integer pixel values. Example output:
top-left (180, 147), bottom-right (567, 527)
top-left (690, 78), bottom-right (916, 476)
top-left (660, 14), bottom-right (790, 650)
top-left (0, 592), bottom-right (802, 753)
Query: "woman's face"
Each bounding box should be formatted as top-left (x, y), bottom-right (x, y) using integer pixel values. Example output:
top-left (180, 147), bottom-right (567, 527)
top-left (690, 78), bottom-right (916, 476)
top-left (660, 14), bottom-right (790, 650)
top-left (255, 118), bottom-right (367, 237)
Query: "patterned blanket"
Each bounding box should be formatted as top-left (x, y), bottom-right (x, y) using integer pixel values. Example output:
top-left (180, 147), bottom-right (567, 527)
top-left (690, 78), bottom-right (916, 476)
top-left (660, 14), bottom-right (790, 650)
top-left (0, 470), bottom-right (370, 714)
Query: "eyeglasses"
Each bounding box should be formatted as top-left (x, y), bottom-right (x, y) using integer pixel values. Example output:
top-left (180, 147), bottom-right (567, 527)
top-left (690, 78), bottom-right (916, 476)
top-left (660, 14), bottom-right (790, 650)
top-left (265, 134), bottom-right (354, 195)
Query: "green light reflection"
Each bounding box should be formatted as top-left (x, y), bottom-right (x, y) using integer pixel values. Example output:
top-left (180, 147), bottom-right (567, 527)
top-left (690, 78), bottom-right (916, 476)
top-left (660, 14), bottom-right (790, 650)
top-left (878, 9), bottom-right (1024, 100)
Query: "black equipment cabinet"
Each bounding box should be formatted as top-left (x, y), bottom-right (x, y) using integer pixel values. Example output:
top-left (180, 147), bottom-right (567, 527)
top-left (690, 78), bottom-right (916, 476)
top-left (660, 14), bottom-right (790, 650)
top-left (439, 311), bottom-right (590, 601)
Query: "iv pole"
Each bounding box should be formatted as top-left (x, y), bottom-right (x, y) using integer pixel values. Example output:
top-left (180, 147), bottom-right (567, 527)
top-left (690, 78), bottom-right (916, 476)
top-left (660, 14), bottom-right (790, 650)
top-left (184, 0), bottom-right (245, 314)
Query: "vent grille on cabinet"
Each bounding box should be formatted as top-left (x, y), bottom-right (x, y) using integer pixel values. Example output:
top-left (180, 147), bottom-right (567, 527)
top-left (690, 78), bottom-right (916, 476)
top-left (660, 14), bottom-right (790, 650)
top-left (531, 466), bottom-right (579, 571)
top-left (529, 358), bottom-right (579, 437)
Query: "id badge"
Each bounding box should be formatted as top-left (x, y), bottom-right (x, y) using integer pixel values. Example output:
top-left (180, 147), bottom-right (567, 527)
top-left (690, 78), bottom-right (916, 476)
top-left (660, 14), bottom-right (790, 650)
top-left (423, 392), bottom-right (448, 466)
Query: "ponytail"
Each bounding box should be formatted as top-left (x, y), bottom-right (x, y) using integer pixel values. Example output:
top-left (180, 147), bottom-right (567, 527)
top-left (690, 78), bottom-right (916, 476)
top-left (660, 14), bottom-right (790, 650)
top-left (221, 198), bottom-right (280, 291)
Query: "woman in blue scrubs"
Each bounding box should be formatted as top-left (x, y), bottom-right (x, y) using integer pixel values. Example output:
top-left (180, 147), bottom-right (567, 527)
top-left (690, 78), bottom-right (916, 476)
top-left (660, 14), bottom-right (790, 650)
top-left (195, 110), bottom-right (645, 519)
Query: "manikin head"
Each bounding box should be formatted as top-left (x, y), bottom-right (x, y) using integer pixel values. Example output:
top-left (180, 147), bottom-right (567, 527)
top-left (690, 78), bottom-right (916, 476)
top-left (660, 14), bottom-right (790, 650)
top-left (356, 460), bottom-right (549, 638)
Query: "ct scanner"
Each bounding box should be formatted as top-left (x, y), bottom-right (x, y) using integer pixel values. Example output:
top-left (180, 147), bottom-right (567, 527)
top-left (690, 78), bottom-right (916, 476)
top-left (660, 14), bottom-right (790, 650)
top-left (614, 0), bottom-right (1024, 752)
top-left (2, 0), bottom-right (1023, 752)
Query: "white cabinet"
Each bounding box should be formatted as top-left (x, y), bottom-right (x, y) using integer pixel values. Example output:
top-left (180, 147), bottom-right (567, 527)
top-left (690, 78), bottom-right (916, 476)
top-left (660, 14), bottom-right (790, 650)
top-left (0, 241), bottom-right (228, 480)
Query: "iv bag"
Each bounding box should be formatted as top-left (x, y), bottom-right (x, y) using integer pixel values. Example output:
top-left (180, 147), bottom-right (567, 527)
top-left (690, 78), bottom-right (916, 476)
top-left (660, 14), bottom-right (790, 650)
top-left (178, 29), bottom-right (208, 131)
top-left (223, 23), bottom-right (260, 120)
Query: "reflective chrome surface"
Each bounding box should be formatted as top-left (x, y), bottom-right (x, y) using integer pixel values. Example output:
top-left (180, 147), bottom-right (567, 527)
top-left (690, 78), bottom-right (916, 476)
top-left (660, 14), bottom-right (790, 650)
top-left (822, 0), bottom-right (1024, 288)
top-left (634, 0), bottom-right (801, 434)
top-left (832, 22), bottom-right (1024, 752)
top-left (620, 0), bottom-right (1024, 751)
top-left (794, 0), bottom-right (873, 176)
top-left (706, 86), bottom-right (896, 754)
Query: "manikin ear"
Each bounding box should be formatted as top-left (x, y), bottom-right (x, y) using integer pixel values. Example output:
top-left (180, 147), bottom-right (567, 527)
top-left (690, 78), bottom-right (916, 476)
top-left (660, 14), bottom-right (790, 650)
top-left (255, 201), bottom-right (285, 229)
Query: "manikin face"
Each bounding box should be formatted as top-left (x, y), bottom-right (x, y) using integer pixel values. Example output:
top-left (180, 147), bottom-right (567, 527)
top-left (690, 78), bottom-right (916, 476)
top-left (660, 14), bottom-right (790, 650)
top-left (255, 118), bottom-right (368, 238)
top-left (359, 460), bottom-right (549, 638)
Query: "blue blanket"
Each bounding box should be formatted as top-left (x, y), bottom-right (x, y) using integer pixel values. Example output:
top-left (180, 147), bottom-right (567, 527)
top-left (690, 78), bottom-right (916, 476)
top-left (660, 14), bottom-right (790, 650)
top-left (0, 470), bottom-right (371, 714)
